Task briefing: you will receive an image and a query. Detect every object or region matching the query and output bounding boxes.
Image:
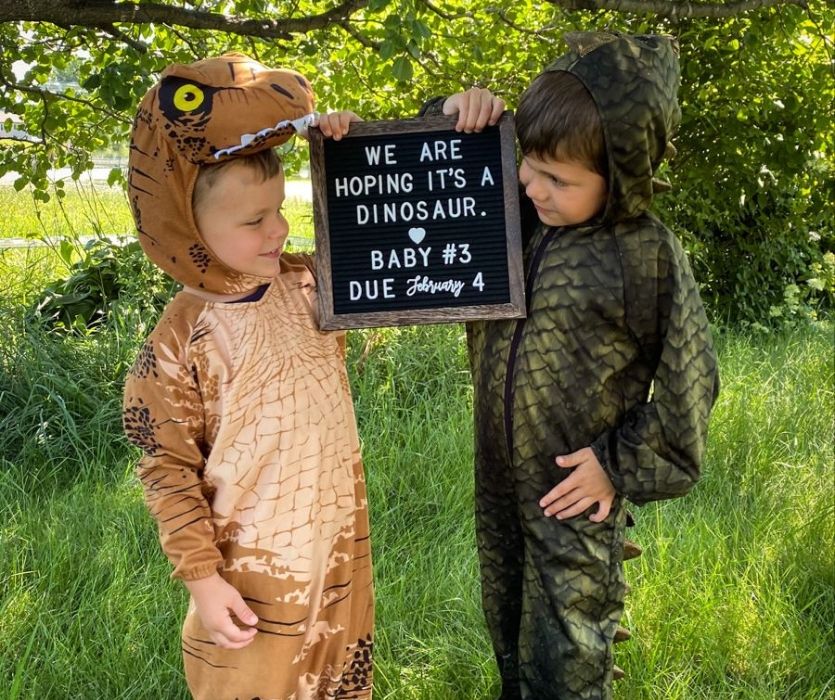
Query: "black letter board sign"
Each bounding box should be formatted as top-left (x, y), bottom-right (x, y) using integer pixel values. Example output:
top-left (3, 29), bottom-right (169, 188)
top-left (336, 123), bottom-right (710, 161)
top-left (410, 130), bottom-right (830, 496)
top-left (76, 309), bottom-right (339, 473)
top-left (308, 113), bottom-right (525, 329)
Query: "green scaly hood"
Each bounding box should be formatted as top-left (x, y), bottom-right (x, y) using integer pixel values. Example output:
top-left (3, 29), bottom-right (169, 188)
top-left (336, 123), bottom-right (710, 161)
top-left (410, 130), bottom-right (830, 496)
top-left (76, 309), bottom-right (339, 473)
top-left (544, 32), bottom-right (681, 222)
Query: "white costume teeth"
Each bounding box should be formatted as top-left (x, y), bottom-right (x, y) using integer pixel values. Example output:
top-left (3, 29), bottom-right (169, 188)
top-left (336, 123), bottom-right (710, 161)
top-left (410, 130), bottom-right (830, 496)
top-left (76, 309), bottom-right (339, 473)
top-left (213, 112), bottom-right (318, 159)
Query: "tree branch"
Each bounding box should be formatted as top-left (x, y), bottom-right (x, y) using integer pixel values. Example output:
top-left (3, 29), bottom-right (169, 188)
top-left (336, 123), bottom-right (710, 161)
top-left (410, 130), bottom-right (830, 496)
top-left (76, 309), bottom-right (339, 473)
top-left (1, 77), bottom-right (132, 124)
top-left (0, 134), bottom-right (43, 144)
top-left (97, 23), bottom-right (148, 53)
top-left (416, 0), bottom-right (468, 21)
top-left (0, 0), bottom-right (370, 38)
top-left (495, 10), bottom-right (559, 37)
top-left (546, 0), bottom-right (808, 19)
top-left (337, 20), bottom-right (381, 50)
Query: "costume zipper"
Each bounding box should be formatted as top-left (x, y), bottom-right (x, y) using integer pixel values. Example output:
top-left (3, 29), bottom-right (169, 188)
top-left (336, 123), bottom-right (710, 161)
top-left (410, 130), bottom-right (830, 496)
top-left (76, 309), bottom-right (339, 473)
top-left (503, 227), bottom-right (555, 464)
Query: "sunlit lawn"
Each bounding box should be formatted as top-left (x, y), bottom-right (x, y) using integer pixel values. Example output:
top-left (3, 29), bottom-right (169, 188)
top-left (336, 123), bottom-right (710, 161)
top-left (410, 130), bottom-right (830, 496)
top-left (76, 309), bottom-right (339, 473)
top-left (0, 187), bottom-right (832, 699)
top-left (0, 183), bottom-right (314, 241)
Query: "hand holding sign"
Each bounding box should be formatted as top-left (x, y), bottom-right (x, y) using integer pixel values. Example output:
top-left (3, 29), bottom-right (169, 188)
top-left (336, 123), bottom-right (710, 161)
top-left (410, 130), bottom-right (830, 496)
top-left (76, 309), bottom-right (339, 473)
top-left (313, 111), bottom-right (363, 141)
top-left (442, 88), bottom-right (506, 133)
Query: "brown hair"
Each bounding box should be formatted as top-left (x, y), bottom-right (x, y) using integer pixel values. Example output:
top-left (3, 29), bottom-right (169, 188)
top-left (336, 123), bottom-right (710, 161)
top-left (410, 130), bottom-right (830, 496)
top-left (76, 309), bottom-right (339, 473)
top-left (516, 71), bottom-right (607, 178)
top-left (193, 148), bottom-right (282, 213)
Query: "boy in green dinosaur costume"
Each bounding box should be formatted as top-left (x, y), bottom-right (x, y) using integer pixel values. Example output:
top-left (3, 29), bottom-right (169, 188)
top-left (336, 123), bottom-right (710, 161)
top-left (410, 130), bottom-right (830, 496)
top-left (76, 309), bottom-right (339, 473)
top-left (432, 32), bottom-right (720, 699)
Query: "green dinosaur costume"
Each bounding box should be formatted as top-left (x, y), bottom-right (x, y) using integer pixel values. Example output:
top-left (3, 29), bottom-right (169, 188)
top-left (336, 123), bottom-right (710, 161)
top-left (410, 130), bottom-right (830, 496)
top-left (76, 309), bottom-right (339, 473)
top-left (463, 34), bottom-right (719, 698)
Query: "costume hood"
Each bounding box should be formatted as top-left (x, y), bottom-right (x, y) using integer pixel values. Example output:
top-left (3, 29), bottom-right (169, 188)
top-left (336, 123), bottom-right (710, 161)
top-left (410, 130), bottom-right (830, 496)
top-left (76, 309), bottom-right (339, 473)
top-left (128, 53), bottom-right (316, 293)
top-left (544, 32), bottom-right (680, 222)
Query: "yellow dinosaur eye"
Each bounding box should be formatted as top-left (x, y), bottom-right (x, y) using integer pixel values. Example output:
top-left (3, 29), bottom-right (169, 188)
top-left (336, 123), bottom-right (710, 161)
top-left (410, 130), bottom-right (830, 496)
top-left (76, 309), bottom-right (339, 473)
top-left (173, 84), bottom-right (205, 112)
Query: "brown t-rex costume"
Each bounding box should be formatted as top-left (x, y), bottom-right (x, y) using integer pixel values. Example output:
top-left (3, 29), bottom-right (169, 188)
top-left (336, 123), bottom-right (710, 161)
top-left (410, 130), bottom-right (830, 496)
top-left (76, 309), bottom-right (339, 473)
top-left (123, 54), bottom-right (373, 699)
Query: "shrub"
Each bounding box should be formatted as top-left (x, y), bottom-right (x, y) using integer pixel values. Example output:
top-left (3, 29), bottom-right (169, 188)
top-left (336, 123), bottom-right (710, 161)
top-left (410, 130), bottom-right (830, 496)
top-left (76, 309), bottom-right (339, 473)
top-left (27, 239), bottom-right (177, 333)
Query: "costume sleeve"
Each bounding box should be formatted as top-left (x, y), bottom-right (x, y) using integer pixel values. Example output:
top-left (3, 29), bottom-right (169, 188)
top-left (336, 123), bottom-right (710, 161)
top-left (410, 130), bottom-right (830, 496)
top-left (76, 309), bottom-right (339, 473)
top-left (591, 230), bottom-right (719, 505)
top-left (123, 320), bottom-right (223, 580)
top-left (418, 96), bottom-right (446, 117)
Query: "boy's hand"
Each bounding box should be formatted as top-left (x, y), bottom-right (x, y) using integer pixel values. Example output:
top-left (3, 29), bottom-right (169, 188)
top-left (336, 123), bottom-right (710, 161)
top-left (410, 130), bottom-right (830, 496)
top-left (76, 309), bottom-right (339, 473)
top-left (540, 447), bottom-right (616, 522)
top-left (314, 111), bottom-right (363, 140)
top-left (184, 572), bottom-right (259, 649)
top-left (442, 87), bottom-right (505, 133)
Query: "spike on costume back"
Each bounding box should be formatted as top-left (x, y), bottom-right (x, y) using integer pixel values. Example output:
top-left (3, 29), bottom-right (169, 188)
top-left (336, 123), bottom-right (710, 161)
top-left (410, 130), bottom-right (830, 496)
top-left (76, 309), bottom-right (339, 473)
top-left (128, 52), bottom-right (315, 294)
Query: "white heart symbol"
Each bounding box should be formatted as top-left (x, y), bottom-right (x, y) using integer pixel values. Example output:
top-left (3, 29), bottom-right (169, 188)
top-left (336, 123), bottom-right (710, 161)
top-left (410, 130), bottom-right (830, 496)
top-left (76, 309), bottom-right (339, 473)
top-left (408, 227), bottom-right (426, 245)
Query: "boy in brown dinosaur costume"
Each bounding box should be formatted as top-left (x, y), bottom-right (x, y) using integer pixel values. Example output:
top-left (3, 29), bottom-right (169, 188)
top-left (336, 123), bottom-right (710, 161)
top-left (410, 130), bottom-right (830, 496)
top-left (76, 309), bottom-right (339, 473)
top-left (122, 53), bottom-right (371, 699)
top-left (429, 32), bottom-right (720, 699)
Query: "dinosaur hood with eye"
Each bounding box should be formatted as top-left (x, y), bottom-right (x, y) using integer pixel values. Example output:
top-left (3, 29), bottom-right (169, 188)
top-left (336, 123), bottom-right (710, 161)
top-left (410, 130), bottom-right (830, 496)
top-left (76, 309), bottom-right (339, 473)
top-left (128, 53), bottom-right (316, 294)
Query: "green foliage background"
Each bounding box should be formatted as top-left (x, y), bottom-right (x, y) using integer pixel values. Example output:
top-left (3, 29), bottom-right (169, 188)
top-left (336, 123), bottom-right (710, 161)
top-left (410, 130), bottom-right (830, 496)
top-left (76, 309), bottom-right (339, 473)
top-left (1, 3), bottom-right (833, 697)
top-left (1, 0), bottom-right (833, 325)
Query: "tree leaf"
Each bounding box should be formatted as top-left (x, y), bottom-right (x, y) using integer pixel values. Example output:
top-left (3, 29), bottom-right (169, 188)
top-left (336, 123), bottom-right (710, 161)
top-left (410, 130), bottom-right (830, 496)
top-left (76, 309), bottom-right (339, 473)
top-left (391, 56), bottom-right (413, 82)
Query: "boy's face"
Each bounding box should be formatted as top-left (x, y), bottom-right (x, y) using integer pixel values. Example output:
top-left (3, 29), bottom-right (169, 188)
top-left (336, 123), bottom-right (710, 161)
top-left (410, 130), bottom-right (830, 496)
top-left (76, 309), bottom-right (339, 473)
top-left (518, 154), bottom-right (607, 228)
top-left (194, 162), bottom-right (288, 279)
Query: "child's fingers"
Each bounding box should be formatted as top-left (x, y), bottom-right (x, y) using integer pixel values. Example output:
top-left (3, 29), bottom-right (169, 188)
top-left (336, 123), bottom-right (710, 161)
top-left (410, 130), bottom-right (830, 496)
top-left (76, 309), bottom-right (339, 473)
top-left (539, 480), bottom-right (579, 513)
top-left (316, 115), bottom-right (333, 138)
top-left (318, 112), bottom-right (362, 140)
top-left (442, 93), bottom-right (464, 116)
top-left (588, 498), bottom-right (612, 523)
top-left (451, 89), bottom-right (482, 132)
top-left (539, 482), bottom-right (565, 509)
top-left (555, 447), bottom-right (590, 468)
top-left (489, 98), bottom-right (506, 125)
top-left (211, 626), bottom-right (258, 650)
top-left (460, 89), bottom-right (494, 132)
top-left (230, 597), bottom-right (259, 626)
top-left (474, 96), bottom-right (505, 131)
top-left (337, 112), bottom-right (352, 138)
top-left (551, 496), bottom-right (596, 520)
top-left (319, 114), bottom-right (340, 138)
top-left (213, 616), bottom-right (258, 645)
top-left (472, 103), bottom-right (492, 132)
top-left (456, 93), bottom-right (477, 131)
top-left (332, 112), bottom-right (357, 141)
top-left (327, 114), bottom-right (344, 140)
top-left (447, 90), bottom-right (473, 130)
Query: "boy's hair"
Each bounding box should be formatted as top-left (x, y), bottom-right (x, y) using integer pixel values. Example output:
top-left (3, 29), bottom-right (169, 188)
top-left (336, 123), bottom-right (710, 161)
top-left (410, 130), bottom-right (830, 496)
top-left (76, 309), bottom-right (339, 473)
top-left (193, 148), bottom-right (282, 212)
top-left (516, 71), bottom-right (607, 178)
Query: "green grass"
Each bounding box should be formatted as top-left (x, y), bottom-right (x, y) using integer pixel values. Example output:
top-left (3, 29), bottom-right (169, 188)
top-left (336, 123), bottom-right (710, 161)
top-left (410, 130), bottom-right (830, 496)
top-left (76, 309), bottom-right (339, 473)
top-left (618, 328), bottom-right (834, 699)
top-left (0, 184), bottom-right (315, 306)
top-left (0, 229), bottom-right (832, 698)
top-left (0, 184), bottom-right (314, 240)
top-left (0, 184), bottom-right (134, 240)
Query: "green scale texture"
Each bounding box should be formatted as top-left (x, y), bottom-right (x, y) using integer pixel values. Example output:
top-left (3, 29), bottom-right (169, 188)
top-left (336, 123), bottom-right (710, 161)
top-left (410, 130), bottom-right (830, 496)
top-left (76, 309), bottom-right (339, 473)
top-left (465, 33), bottom-right (720, 699)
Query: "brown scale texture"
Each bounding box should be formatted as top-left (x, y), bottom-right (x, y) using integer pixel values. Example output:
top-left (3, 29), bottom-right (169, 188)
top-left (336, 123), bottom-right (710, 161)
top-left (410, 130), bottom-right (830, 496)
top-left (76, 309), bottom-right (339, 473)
top-left (124, 256), bottom-right (373, 699)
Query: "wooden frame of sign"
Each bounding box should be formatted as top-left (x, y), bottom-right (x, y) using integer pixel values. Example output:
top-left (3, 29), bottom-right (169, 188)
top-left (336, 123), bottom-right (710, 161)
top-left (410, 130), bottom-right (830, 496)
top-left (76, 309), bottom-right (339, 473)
top-left (309, 113), bottom-right (525, 330)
